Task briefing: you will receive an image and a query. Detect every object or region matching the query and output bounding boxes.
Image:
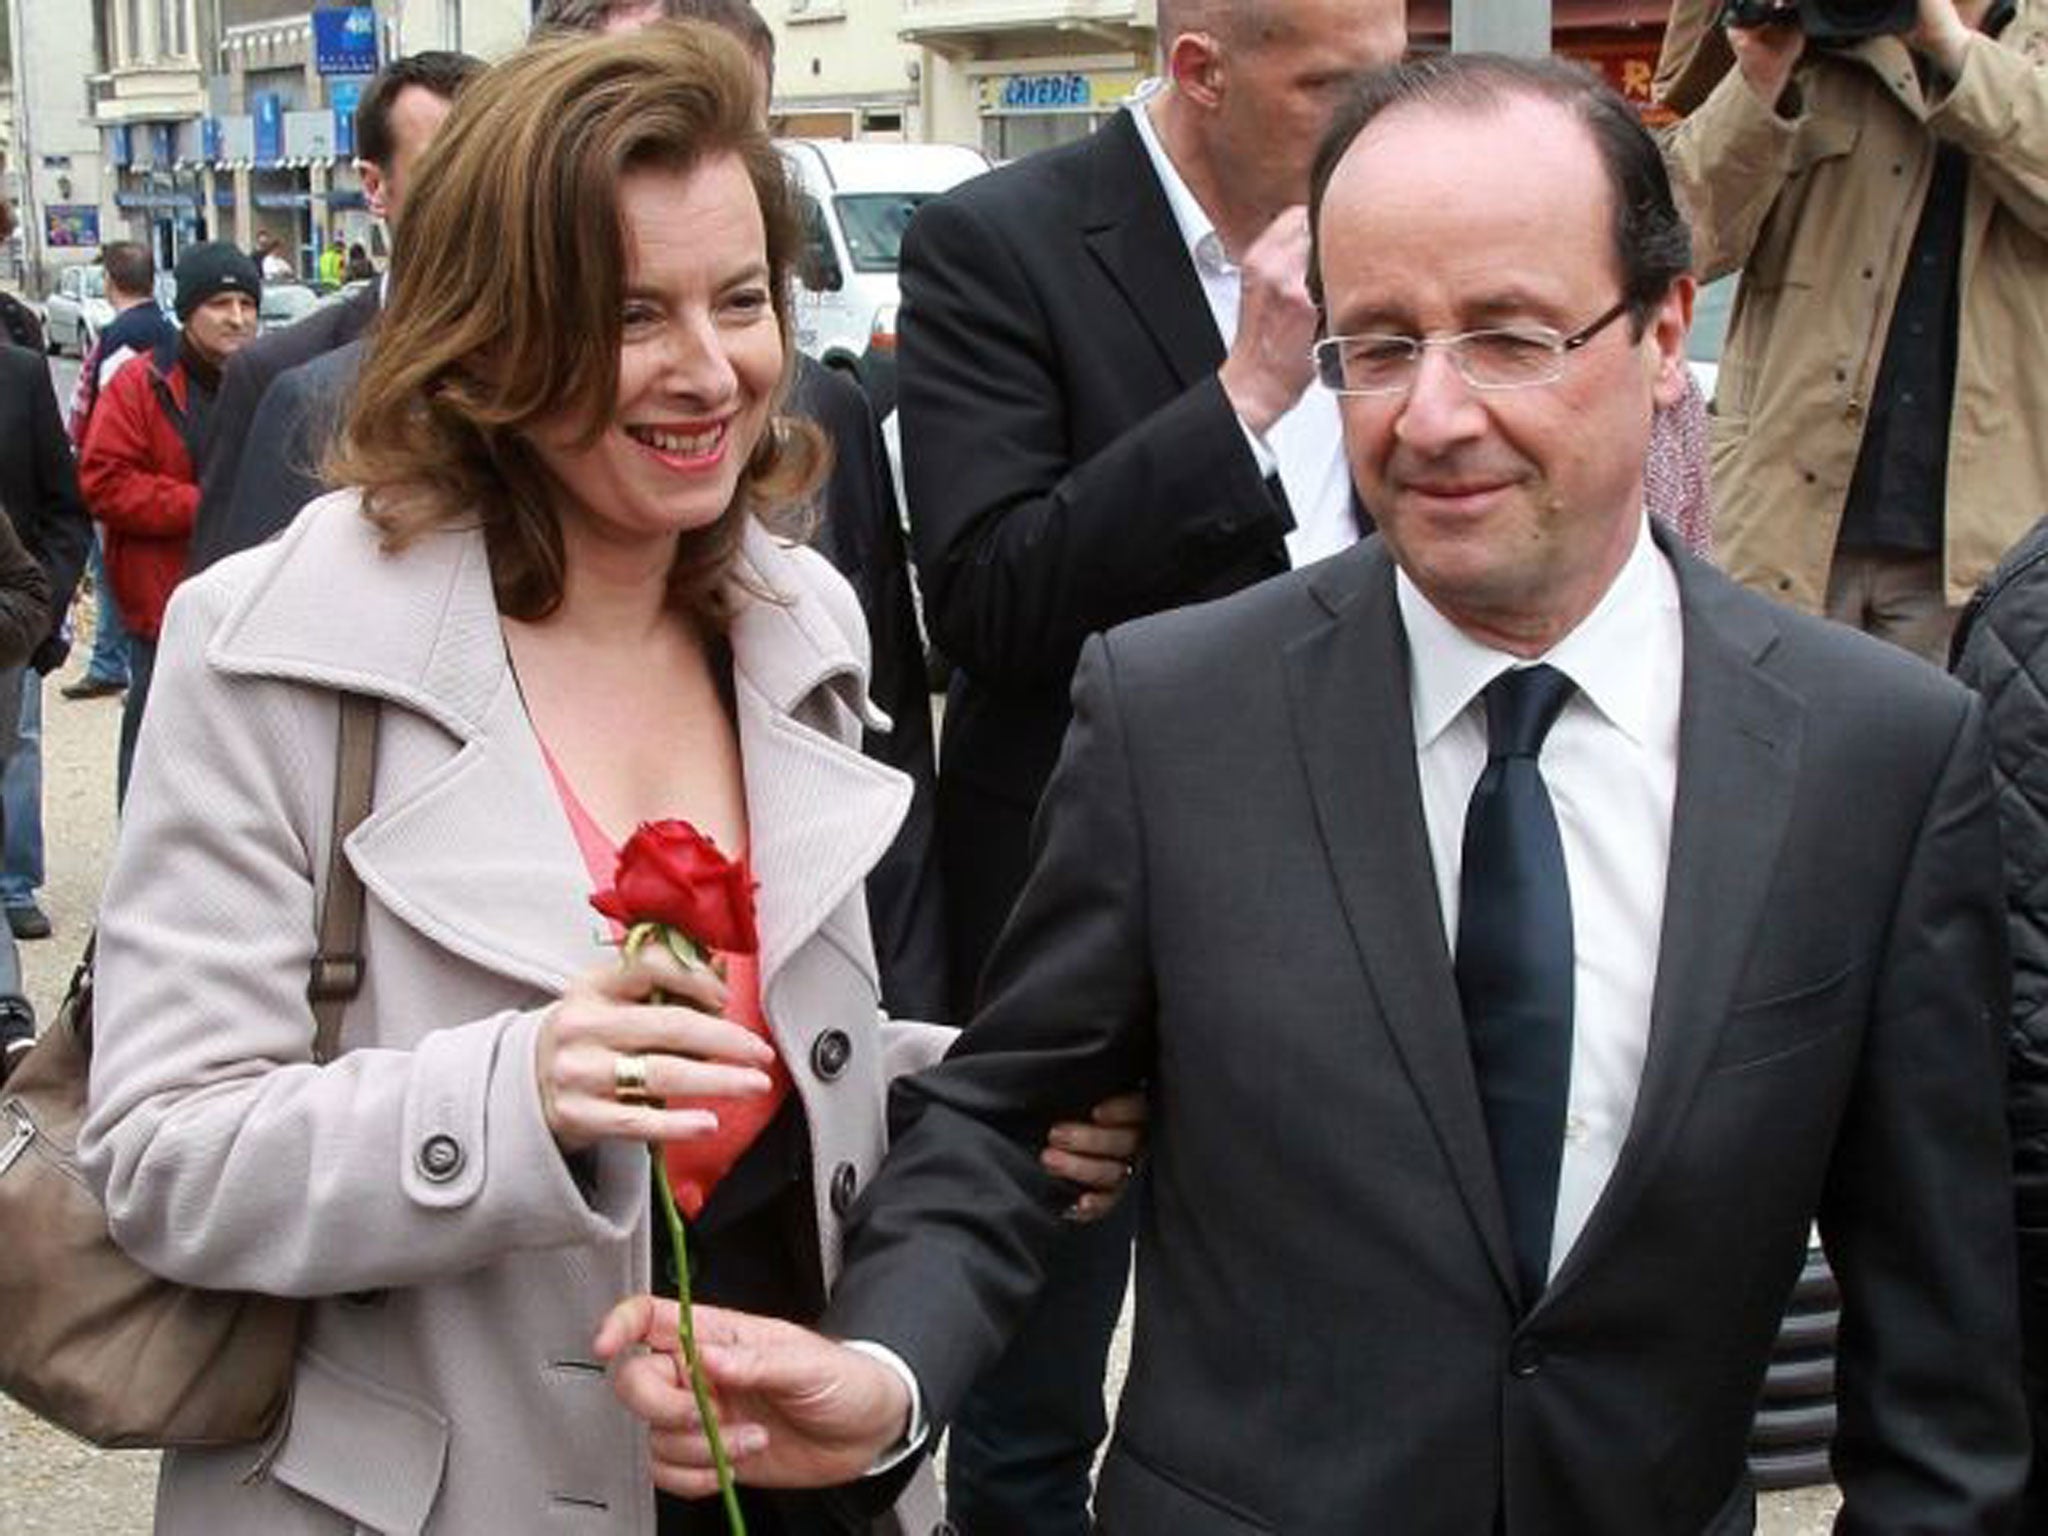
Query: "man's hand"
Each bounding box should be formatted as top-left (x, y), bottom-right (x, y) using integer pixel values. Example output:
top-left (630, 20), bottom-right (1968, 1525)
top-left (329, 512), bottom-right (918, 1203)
top-left (1044, 1090), bottom-right (1149, 1221)
top-left (1726, 5), bottom-right (1807, 111)
top-left (1907, 0), bottom-right (1986, 76)
top-left (595, 1299), bottom-right (911, 1498)
top-left (1218, 206), bottom-right (1318, 438)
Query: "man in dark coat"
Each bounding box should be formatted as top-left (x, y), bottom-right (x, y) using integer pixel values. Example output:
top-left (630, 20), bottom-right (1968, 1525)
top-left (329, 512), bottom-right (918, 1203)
top-left (0, 341), bottom-right (89, 1069)
top-left (893, 0), bottom-right (1401, 1519)
top-left (188, 49), bottom-right (484, 569)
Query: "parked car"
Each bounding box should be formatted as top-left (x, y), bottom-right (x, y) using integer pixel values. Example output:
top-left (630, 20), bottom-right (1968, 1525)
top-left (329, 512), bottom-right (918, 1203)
top-left (42, 265), bottom-right (176, 358)
top-left (779, 138), bottom-right (991, 404)
top-left (258, 282), bottom-right (322, 331)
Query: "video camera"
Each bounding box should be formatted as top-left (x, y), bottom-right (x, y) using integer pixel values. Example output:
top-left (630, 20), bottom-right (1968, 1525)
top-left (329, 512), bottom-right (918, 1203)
top-left (1719, 0), bottom-right (1918, 40)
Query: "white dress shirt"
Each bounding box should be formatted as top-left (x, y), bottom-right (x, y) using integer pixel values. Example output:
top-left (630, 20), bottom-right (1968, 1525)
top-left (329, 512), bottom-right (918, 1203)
top-left (1126, 99), bottom-right (1357, 569)
top-left (1399, 520), bottom-right (1684, 1278)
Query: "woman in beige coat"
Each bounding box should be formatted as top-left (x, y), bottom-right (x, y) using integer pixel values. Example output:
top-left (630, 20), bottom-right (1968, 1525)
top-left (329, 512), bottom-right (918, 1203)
top-left (79, 27), bottom-right (1135, 1536)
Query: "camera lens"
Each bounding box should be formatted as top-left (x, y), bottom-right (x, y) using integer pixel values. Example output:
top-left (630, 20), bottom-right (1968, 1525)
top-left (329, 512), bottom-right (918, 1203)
top-left (1800, 0), bottom-right (1919, 39)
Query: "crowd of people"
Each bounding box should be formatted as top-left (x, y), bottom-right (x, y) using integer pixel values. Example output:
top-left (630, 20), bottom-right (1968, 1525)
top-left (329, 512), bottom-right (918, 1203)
top-left (0, 0), bottom-right (2045, 1530)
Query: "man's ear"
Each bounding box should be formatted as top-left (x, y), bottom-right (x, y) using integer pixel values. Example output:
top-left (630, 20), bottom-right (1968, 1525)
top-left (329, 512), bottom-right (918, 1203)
top-left (1166, 31), bottom-right (1228, 111)
top-left (1648, 274), bottom-right (1697, 409)
top-left (357, 159), bottom-right (389, 223)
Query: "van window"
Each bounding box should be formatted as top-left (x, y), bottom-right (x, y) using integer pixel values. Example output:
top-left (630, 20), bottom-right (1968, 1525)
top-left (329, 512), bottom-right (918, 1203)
top-left (798, 194), bottom-right (843, 292)
top-left (834, 193), bottom-right (941, 274)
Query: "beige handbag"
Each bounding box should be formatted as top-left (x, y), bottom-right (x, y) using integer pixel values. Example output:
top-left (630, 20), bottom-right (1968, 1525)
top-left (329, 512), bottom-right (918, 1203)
top-left (0, 694), bottom-right (378, 1448)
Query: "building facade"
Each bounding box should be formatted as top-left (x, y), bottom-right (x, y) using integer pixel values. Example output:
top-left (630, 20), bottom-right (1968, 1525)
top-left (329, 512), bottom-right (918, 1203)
top-left (6, 0), bottom-right (112, 293)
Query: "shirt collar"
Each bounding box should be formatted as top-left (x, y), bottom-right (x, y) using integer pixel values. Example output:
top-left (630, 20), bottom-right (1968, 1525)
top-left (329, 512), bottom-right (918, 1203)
top-left (1397, 517), bottom-right (1678, 750)
top-left (1127, 96), bottom-right (1235, 280)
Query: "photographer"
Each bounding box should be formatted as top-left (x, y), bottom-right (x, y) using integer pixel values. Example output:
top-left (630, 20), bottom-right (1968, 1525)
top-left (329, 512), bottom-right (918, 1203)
top-left (1658, 0), bottom-right (2048, 664)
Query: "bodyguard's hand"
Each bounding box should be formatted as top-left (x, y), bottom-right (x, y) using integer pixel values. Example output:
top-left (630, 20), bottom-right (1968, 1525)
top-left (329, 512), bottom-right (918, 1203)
top-left (1726, 6), bottom-right (1806, 110)
top-left (1045, 1090), bottom-right (1149, 1221)
top-left (596, 1298), bottom-right (911, 1497)
top-left (1907, 0), bottom-right (1980, 74)
top-left (537, 948), bottom-right (775, 1154)
top-left (1219, 206), bottom-right (1319, 437)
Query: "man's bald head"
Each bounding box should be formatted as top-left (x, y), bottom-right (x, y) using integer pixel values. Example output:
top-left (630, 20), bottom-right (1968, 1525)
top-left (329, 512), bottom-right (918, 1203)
top-left (1158, 0), bottom-right (1268, 48)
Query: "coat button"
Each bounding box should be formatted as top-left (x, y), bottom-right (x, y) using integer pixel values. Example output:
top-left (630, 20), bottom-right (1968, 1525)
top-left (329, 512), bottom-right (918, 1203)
top-left (417, 1133), bottom-right (464, 1182)
top-left (1509, 1339), bottom-right (1544, 1378)
top-left (811, 1029), bottom-right (852, 1081)
top-left (830, 1162), bottom-right (858, 1215)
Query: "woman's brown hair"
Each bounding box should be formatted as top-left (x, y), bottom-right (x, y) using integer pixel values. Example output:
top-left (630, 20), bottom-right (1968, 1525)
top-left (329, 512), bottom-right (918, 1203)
top-left (332, 22), bottom-right (823, 622)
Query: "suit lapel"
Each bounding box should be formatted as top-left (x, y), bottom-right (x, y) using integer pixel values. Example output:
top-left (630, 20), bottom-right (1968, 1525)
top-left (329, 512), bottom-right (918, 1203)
top-left (1544, 554), bottom-right (1804, 1302)
top-left (1283, 544), bottom-right (1519, 1303)
top-left (1080, 111), bottom-right (1227, 389)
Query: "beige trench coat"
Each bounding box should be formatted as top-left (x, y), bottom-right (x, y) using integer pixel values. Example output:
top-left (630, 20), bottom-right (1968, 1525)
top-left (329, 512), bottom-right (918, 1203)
top-left (1659, 0), bottom-right (2048, 609)
top-left (78, 494), bottom-right (949, 1535)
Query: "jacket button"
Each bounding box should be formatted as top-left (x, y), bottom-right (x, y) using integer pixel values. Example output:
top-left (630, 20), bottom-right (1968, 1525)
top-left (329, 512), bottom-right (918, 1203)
top-left (417, 1133), bottom-right (464, 1183)
top-left (811, 1029), bottom-right (852, 1081)
top-left (830, 1162), bottom-right (858, 1215)
top-left (1509, 1339), bottom-right (1544, 1378)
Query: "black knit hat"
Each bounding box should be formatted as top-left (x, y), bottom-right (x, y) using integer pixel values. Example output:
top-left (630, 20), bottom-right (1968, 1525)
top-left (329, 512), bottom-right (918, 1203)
top-left (173, 241), bottom-right (262, 321)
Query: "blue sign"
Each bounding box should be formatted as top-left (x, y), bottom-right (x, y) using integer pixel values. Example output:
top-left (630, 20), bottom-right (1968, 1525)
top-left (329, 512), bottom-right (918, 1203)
top-left (1001, 74), bottom-right (1092, 112)
top-left (330, 79), bottom-right (363, 156)
top-left (149, 123), bottom-right (177, 165)
top-left (255, 93), bottom-right (283, 164)
top-left (203, 117), bottom-right (223, 162)
top-left (313, 7), bottom-right (379, 76)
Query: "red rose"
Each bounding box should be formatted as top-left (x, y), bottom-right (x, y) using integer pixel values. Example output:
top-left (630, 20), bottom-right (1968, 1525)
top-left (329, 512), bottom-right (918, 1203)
top-left (591, 820), bottom-right (759, 955)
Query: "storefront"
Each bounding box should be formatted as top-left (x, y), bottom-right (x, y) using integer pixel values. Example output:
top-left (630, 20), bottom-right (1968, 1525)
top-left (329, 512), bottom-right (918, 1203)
top-left (972, 64), bottom-right (1149, 160)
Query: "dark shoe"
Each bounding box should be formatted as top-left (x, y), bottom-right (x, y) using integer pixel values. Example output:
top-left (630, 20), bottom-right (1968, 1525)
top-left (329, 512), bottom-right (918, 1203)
top-left (6, 903), bottom-right (52, 941)
top-left (59, 674), bottom-right (125, 700)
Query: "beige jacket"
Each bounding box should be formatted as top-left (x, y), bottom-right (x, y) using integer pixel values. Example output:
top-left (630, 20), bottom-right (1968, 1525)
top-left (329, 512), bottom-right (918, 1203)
top-left (1660, 1), bottom-right (2048, 609)
top-left (79, 494), bottom-right (948, 1535)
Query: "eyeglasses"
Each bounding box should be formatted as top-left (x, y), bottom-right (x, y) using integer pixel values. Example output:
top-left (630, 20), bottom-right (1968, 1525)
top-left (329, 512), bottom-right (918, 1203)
top-left (1311, 298), bottom-right (1634, 397)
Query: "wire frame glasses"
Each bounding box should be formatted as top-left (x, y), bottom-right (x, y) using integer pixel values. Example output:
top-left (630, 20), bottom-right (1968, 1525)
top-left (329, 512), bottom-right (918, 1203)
top-left (1312, 298), bottom-right (1633, 397)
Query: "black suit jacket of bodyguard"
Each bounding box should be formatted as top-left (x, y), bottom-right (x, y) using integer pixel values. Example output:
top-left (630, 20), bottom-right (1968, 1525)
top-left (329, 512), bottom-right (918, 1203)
top-left (898, 108), bottom-right (1292, 1008)
top-left (826, 528), bottom-right (2030, 1534)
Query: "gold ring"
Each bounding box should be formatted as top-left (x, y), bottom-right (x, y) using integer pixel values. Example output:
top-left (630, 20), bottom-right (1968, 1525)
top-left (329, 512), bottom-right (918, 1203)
top-left (614, 1052), bottom-right (653, 1105)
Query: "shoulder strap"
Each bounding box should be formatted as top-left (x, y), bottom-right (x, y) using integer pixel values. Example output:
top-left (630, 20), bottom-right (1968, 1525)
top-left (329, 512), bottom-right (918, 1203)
top-left (307, 693), bottom-right (380, 1064)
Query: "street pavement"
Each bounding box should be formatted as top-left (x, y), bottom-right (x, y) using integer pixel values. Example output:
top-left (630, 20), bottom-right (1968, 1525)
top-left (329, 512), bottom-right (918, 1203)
top-left (0, 353), bottom-right (1843, 1533)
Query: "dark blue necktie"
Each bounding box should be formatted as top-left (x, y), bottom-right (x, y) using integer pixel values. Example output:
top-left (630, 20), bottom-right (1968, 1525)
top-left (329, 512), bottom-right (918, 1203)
top-left (1455, 664), bottom-right (1577, 1309)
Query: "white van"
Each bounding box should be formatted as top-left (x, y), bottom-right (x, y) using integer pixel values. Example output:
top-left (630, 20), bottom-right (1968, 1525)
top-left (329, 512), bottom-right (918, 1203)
top-left (778, 139), bottom-right (992, 410)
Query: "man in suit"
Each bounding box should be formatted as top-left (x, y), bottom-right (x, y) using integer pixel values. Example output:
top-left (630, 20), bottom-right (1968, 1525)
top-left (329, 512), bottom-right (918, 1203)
top-left (897, 2), bottom-right (1401, 1522)
top-left (187, 49), bottom-right (483, 572)
top-left (0, 343), bottom-right (91, 1064)
top-left (601, 56), bottom-right (2030, 1533)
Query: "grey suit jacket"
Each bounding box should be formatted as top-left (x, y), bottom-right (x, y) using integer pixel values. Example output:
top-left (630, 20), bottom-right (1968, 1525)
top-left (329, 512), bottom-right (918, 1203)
top-left (82, 498), bottom-right (946, 1534)
top-left (827, 530), bottom-right (2028, 1534)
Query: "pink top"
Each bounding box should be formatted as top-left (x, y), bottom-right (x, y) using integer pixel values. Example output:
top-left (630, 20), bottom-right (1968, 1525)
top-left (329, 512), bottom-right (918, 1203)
top-left (540, 742), bottom-right (788, 1219)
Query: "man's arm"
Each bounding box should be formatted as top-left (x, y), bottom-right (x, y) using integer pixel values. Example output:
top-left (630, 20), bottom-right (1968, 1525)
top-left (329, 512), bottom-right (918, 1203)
top-left (187, 362), bottom-right (329, 574)
top-left (600, 635), bottom-right (1161, 1485)
top-left (1920, 6), bottom-right (2048, 240)
top-left (21, 353), bottom-right (91, 665)
top-left (901, 191), bottom-right (1288, 691)
top-left (192, 345), bottom-right (275, 548)
top-left (1659, 17), bottom-right (1806, 282)
top-left (1819, 694), bottom-right (2031, 1527)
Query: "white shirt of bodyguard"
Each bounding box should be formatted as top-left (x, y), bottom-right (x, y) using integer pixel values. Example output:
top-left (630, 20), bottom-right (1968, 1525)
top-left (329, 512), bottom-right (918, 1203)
top-left (1401, 516), bottom-right (1683, 1279)
top-left (1127, 93), bottom-right (1357, 570)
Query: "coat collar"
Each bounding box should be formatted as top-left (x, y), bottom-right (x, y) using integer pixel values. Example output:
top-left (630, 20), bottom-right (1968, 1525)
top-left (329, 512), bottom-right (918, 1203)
top-left (205, 494), bottom-right (907, 1001)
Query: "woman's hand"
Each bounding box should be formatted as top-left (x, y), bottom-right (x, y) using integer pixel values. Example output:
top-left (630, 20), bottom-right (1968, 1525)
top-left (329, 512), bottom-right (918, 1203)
top-left (1043, 1090), bottom-right (1149, 1222)
top-left (538, 943), bottom-right (776, 1153)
